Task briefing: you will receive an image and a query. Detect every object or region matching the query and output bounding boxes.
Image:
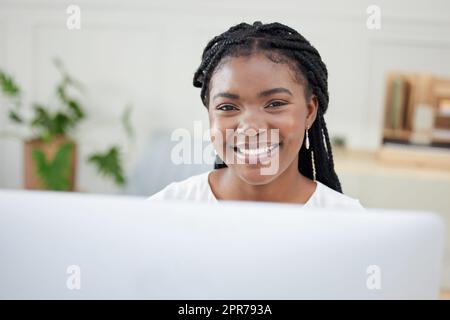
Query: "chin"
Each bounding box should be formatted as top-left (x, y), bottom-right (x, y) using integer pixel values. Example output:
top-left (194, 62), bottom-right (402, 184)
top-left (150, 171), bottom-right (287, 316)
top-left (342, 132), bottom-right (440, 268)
top-left (232, 164), bottom-right (281, 186)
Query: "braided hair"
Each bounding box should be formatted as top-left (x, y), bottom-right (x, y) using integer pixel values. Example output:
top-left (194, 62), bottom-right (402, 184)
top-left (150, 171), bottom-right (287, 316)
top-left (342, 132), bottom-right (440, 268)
top-left (193, 21), bottom-right (343, 193)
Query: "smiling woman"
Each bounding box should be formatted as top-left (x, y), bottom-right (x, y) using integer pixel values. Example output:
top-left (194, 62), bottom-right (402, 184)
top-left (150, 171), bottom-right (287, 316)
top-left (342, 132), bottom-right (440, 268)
top-left (149, 21), bottom-right (364, 209)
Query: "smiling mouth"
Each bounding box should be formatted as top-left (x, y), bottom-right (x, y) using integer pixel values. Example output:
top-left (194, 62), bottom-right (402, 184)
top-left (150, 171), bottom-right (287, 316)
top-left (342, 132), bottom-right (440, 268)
top-left (231, 142), bottom-right (281, 163)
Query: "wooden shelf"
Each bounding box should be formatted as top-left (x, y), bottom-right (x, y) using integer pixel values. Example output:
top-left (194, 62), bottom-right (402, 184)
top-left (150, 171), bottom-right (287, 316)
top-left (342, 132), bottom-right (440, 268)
top-left (333, 147), bottom-right (450, 178)
top-left (383, 129), bottom-right (450, 145)
top-left (382, 72), bottom-right (450, 147)
top-left (383, 128), bottom-right (411, 140)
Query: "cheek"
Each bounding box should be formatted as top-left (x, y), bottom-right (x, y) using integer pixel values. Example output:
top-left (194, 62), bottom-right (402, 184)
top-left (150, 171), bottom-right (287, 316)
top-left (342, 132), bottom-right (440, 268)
top-left (209, 116), bottom-right (234, 151)
top-left (271, 110), bottom-right (304, 144)
top-left (209, 119), bottom-right (237, 165)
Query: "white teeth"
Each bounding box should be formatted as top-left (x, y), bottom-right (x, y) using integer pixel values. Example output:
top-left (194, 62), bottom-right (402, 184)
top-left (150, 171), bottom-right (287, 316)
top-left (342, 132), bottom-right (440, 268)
top-left (237, 144), bottom-right (278, 155)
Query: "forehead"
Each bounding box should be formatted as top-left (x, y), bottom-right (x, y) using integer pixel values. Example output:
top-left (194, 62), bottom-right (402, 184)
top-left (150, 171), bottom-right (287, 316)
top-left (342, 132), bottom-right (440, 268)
top-left (209, 52), bottom-right (303, 97)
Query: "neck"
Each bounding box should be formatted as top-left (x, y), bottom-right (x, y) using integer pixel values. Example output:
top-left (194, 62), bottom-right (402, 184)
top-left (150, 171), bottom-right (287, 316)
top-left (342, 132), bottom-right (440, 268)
top-left (218, 158), bottom-right (313, 203)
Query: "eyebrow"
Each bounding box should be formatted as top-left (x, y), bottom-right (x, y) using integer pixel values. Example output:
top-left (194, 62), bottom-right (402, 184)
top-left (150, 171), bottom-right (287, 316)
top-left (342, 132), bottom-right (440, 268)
top-left (212, 87), bottom-right (293, 101)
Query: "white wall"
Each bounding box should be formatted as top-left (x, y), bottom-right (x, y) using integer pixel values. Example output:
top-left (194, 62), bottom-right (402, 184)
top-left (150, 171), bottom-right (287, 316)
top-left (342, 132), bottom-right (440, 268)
top-left (1, 0), bottom-right (450, 193)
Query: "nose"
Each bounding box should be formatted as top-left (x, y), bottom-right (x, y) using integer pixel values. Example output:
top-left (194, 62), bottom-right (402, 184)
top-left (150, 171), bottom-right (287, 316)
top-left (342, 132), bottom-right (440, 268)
top-left (236, 109), bottom-right (268, 136)
top-left (235, 109), bottom-right (269, 144)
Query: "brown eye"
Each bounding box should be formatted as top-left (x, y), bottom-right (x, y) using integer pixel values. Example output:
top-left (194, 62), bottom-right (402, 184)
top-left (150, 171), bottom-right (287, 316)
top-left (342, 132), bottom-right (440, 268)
top-left (265, 101), bottom-right (287, 109)
top-left (217, 104), bottom-right (238, 111)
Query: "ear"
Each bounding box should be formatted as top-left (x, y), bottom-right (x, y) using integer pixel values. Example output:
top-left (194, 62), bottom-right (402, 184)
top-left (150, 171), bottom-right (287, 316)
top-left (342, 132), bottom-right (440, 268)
top-left (306, 95), bottom-right (318, 128)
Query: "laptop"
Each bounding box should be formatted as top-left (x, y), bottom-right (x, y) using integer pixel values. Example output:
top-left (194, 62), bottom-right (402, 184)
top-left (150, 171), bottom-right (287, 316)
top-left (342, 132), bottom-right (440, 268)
top-left (0, 189), bottom-right (445, 299)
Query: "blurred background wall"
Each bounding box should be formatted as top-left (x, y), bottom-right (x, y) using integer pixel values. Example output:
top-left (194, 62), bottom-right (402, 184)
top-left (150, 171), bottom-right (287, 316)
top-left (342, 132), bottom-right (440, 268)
top-left (0, 0), bottom-right (449, 192)
top-left (0, 0), bottom-right (450, 286)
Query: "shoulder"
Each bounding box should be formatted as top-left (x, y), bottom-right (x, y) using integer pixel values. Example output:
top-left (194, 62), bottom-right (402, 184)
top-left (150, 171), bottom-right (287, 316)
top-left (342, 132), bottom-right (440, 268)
top-left (310, 181), bottom-right (366, 211)
top-left (147, 171), bottom-right (212, 201)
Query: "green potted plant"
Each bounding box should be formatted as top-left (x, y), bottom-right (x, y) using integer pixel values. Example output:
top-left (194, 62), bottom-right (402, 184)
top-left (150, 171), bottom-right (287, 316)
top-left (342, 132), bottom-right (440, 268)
top-left (0, 58), bottom-right (131, 191)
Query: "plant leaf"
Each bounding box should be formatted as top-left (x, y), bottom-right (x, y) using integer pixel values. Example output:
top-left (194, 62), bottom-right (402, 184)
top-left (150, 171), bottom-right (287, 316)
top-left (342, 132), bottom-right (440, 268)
top-left (121, 104), bottom-right (134, 140)
top-left (32, 143), bottom-right (73, 191)
top-left (8, 110), bottom-right (23, 123)
top-left (68, 99), bottom-right (85, 121)
top-left (31, 104), bottom-right (52, 127)
top-left (53, 59), bottom-right (86, 130)
top-left (53, 112), bottom-right (72, 134)
top-left (88, 146), bottom-right (125, 186)
top-left (56, 82), bottom-right (68, 102)
top-left (0, 70), bottom-right (20, 97)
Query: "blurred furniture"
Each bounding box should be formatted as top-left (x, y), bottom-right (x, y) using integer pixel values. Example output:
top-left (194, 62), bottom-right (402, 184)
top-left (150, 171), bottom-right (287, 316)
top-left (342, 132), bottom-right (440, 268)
top-left (382, 72), bottom-right (450, 147)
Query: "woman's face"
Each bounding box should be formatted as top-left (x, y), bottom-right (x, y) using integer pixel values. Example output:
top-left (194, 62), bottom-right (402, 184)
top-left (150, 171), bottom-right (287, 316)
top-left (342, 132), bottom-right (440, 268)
top-left (208, 52), bottom-right (318, 185)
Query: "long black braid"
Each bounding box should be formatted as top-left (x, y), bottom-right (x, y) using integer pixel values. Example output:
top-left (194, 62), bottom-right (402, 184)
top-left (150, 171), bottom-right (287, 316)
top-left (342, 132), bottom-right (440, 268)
top-left (193, 21), bottom-right (343, 193)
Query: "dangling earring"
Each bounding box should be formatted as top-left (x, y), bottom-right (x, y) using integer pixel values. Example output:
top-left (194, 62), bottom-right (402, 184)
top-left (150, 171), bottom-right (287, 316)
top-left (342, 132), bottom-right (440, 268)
top-left (305, 125), bottom-right (316, 181)
top-left (305, 126), bottom-right (310, 150)
top-left (311, 150), bottom-right (316, 181)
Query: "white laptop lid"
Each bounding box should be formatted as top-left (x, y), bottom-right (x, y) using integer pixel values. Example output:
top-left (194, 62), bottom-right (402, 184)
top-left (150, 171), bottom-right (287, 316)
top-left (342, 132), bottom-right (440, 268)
top-left (0, 189), bottom-right (445, 299)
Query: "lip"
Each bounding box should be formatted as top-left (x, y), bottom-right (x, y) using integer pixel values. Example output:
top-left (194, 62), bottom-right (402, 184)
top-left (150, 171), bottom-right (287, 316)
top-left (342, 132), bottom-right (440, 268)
top-left (231, 142), bottom-right (281, 164)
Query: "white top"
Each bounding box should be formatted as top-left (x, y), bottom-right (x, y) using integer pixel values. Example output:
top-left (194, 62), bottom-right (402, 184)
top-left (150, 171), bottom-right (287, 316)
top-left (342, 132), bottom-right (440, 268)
top-left (148, 171), bottom-right (365, 210)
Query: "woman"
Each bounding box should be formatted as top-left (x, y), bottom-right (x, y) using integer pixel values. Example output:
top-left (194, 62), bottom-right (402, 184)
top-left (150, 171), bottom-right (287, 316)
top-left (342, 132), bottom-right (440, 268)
top-left (149, 21), bottom-right (364, 210)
